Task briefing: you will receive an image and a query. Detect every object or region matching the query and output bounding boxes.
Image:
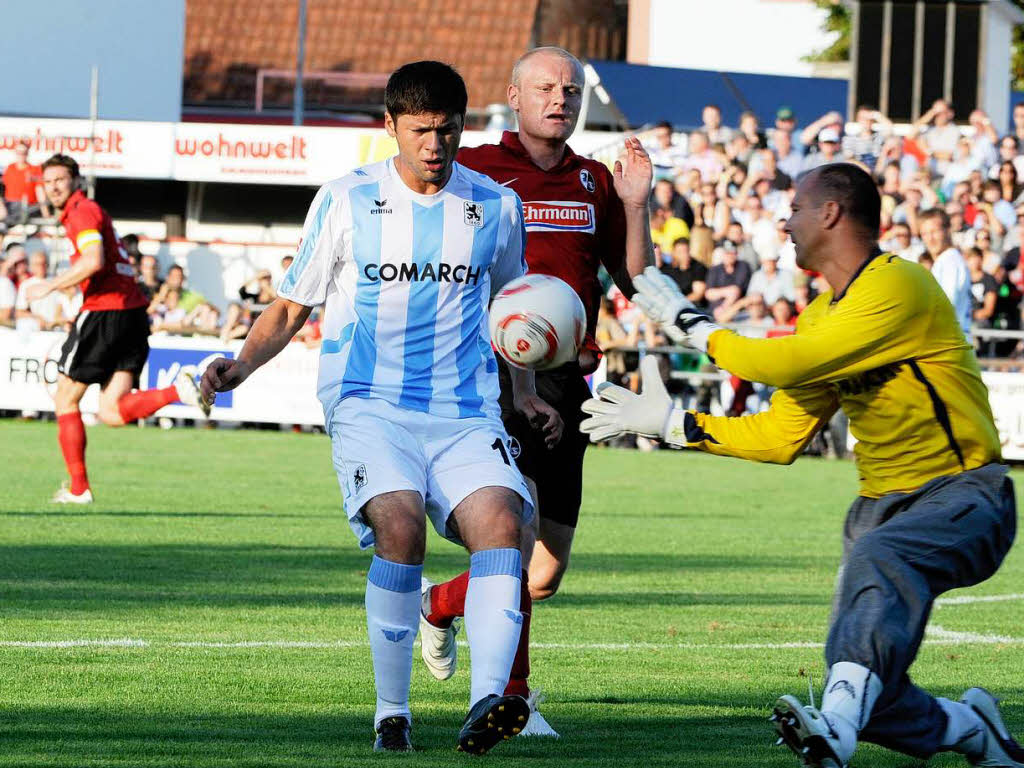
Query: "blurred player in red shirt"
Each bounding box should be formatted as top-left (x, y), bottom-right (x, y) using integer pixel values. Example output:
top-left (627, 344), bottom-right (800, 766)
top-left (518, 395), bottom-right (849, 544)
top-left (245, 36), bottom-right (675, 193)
top-left (26, 155), bottom-right (209, 504)
top-left (1, 140), bottom-right (50, 224)
top-left (419, 47), bottom-right (654, 734)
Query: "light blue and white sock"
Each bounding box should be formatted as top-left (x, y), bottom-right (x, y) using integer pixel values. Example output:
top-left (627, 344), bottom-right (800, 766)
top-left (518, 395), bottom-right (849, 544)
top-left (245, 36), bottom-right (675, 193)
top-left (464, 548), bottom-right (523, 707)
top-left (365, 555), bottom-right (422, 729)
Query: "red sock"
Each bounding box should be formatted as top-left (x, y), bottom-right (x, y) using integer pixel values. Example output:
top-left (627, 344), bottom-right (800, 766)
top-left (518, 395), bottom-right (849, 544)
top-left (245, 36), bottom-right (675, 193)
top-left (427, 570), bottom-right (470, 628)
top-left (504, 569), bottom-right (532, 698)
top-left (117, 386), bottom-right (179, 423)
top-left (57, 412), bottom-right (89, 495)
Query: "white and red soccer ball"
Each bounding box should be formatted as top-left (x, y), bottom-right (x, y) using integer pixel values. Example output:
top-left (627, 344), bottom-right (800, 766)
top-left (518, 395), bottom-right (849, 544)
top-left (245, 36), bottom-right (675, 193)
top-left (489, 274), bottom-right (586, 370)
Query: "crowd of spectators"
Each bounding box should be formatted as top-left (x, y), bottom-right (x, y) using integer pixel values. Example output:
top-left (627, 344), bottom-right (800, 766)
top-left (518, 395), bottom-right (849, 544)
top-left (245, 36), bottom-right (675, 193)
top-left (628, 99), bottom-right (1024, 369)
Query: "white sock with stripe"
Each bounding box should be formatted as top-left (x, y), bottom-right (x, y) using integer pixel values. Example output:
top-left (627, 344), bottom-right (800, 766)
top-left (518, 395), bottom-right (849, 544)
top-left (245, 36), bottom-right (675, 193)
top-left (365, 555), bottom-right (422, 729)
top-left (464, 548), bottom-right (523, 707)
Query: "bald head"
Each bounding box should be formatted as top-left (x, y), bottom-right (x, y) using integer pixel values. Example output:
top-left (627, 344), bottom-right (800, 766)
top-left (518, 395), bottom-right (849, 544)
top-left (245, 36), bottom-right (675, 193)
top-left (511, 47), bottom-right (584, 88)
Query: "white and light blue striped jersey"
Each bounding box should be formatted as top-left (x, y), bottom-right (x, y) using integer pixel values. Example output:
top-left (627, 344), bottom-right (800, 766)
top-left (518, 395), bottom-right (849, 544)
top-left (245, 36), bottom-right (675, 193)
top-left (278, 157), bottom-right (527, 425)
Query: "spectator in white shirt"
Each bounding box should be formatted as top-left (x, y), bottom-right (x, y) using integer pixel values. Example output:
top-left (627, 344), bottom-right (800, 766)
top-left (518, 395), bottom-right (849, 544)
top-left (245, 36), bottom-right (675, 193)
top-left (746, 248), bottom-right (796, 306)
top-left (920, 208), bottom-right (972, 335)
top-left (15, 248), bottom-right (72, 331)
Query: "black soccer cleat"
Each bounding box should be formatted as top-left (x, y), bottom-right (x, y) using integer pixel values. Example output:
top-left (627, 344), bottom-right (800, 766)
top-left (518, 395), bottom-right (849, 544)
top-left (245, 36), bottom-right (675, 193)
top-left (457, 693), bottom-right (530, 755)
top-left (373, 715), bottom-right (413, 752)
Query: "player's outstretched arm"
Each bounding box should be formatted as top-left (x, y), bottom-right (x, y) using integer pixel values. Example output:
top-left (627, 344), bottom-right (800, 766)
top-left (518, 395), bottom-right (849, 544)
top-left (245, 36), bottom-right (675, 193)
top-left (581, 357), bottom-right (839, 464)
top-left (613, 136), bottom-right (656, 285)
top-left (200, 297), bottom-right (311, 402)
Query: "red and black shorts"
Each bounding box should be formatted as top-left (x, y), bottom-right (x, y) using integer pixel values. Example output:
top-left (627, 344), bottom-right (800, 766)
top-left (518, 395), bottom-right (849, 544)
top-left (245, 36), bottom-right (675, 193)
top-left (497, 357), bottom-right (592, 529)
top-left (57, 306), bottom-right (150, 385)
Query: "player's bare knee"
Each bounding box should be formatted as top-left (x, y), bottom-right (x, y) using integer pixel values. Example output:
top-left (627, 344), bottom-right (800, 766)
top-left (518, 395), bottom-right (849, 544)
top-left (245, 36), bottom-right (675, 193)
top-left (97, 405), bottom-right (125, 426)
top-left (529, 566), bottom-right (565, 601)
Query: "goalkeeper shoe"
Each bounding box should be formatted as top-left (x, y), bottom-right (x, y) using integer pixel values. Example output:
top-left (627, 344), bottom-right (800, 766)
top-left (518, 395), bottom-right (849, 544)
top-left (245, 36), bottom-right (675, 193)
top-left (518, 689), bottom-right (560, 738)
top-left (51, 483), bottom-right (93, 505)
top-left (373, 716), bottom-right (413, 752)
top-left (419, 578), bottom-right (459, 680)
top-left (457, 694), bottom-right (529, 754)
top-left (960, 688), bottom-right (1024, 767)
top-left (174, 367), bottom-right (211, 418)
top-left (770, 695), bottom-right (855, 768)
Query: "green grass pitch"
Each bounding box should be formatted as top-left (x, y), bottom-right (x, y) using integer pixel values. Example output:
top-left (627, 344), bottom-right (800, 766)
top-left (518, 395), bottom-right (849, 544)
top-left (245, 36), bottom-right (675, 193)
top-left (1, 419), bottom-right (1021, 767)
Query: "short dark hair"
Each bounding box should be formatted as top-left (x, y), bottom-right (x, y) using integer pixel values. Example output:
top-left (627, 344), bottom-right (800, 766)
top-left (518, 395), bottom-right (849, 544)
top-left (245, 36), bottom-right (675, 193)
top-left (918, 207), bottom-right (951, 229)
top-left (121, 233), bottom-right (139, 248)
top-left (672, 237), bottom-right (690, 249)
top-left (656, 120), bottom-right (673, 131)
top-left (167, 264), bottom-right (185, 275)
top-left (811, 163), bottom-right (881, 235)
top-left (42, 153), bottom-right (80, 179)
top-left (385, 61), bottom-right (467, 121)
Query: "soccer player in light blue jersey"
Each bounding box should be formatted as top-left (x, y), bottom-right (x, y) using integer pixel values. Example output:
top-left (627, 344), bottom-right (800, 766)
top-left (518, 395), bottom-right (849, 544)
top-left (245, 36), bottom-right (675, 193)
top-left (201, 61), bottom-right (562, 755)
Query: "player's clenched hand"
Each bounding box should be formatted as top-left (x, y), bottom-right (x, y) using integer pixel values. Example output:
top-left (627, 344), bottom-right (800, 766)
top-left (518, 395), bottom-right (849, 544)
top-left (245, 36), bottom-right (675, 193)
top-left (632, 266), bottom-right (722, 353)
top-left (515, 393), bottom-right (564, 449)
top-left (200, 357), bottom-right (251, 403)
top-left (613, 137), bottom-right (653, 209)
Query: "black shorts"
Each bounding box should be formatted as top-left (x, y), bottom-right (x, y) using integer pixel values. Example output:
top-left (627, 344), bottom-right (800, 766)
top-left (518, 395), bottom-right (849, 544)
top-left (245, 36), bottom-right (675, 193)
top-left (58, 306), bottom-right (150, 385)
top-left (497, 358), bottom-right (591, 528)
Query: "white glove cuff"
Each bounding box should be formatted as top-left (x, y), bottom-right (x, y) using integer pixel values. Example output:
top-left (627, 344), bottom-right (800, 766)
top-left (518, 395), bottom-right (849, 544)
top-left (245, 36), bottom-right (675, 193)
top-left (687, 321), bottom-right (723, 353)
top-left (662, 407), bottom-right (690, 447)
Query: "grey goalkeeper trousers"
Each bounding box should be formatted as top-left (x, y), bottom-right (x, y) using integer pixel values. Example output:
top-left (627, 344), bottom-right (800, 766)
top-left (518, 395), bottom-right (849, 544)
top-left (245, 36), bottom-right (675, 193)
top-left (826, 462), bottom-right (1017, 759)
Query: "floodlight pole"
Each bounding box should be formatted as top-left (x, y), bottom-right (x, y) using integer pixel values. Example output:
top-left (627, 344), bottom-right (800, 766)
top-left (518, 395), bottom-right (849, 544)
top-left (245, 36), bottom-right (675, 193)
top-left (293, 0), bottom-right (307, 126)
top-left (87, 65), bottom-right (98, 199)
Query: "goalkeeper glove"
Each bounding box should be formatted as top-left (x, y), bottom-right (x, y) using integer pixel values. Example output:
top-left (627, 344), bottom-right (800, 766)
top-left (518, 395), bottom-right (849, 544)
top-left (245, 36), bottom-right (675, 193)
top-left (580, 356), bottom-right (705, 447)
top-left (631, 266), bottom-right (723, 352)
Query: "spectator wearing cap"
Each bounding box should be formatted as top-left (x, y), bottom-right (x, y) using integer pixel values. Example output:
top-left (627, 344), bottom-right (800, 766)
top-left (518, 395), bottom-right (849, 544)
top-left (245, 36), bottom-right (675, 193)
top-left (769, 106), bottom-right (800, 151)
top-left (842, 105), bottom-right (892, 168)
top-left (1, 140), bottom-right (50, 227)
top-left (799, 110), bottom-right (845, 152)
top-left (773, 129), bottom-right (804, 181)
top-left (746, 247), bottom-right (795, 307)
top-left (661, 237), bottom-right (707, 305)
top-left (650, 205), bottom-right (690, 258)
top-left (802, 126), bottom-right (843, 172)
top-left (700, 104), bottom-right (734, 146)
top-left (645, 120), bottom-right (689, 181)
top-left (680, 131), bottom-right (722, 183)
top-left (705, 239), bottom-right (752, 320)
top-left (911, 99), bottom-right (960, 173)
top-left (920, 208), bottom-right (972, 334)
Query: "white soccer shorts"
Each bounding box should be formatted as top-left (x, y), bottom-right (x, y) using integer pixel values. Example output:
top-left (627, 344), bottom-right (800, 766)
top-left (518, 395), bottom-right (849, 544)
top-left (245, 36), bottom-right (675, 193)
top-left (329, 396), bottom-right (534, 549)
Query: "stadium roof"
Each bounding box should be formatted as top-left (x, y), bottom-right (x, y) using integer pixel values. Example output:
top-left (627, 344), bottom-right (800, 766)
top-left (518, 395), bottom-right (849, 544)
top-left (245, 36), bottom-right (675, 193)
top-left (586, 60), bottom-right (850, 131)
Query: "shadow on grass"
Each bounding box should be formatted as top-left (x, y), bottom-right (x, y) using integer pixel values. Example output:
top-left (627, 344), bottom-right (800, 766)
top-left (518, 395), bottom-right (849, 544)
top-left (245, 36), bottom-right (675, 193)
top-left (0, 545), bottom-right (834, 613)
top-left (0, 705), bottom-right (831, 767)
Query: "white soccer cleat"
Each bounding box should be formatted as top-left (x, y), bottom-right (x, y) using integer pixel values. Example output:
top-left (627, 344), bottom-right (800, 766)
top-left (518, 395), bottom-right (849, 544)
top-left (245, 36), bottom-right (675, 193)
top-left (51, 484), bottom-right (93, 504)
top-left (174, 366), bottom-right (211, 418)
top-left (770, 695), bottom-right (854, 768)
top-left (419, 577), bottom-right (459, 680)
top-left (518, 689), bottom-right (560, 738)
top-left (960, 687), bottom-right (1024, 767)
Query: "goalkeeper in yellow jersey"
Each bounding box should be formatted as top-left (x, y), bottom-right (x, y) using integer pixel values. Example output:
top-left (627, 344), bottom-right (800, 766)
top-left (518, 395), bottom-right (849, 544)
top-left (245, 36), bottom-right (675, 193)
top-left (581, 164), bottom-right (1021, 768)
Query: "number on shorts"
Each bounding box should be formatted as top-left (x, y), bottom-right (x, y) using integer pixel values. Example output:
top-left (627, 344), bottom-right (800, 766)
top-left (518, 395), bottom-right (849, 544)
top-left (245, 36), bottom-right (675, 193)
top-left (491, 437), bottom-right (511, 466)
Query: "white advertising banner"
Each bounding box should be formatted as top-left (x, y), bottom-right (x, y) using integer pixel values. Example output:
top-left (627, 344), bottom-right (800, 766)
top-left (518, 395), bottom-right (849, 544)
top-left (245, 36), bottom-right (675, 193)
top-left (0, 116), bottom-right (623, 187)
top-left (0, 329), bottom-right (324, 426)
top-left (982, 371), bottom-right (1024, 462)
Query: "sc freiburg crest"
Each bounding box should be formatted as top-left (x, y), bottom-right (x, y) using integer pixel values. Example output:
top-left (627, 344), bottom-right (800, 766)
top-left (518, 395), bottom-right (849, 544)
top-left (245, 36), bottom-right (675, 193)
top-left (579, 169), bottom-right (595, 193)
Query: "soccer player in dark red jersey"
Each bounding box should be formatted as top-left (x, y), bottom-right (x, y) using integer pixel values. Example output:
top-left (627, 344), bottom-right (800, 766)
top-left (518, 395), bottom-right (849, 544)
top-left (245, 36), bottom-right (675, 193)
top-left (418, 47), bottom-right (654, 734)
top-left (26, 155), bottom-right (209, 503)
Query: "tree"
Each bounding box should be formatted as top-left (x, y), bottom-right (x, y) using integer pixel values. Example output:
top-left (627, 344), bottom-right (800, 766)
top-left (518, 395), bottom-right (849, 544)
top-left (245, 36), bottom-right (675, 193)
top-left (802, 0), bottom-right (851, 63)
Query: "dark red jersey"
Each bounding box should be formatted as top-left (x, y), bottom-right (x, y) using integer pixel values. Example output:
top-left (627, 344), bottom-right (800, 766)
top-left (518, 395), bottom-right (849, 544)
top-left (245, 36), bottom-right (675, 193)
top-left (458, 131), bottom-right (627, 336)
top-left (59, 189), bottom-right (147, 312)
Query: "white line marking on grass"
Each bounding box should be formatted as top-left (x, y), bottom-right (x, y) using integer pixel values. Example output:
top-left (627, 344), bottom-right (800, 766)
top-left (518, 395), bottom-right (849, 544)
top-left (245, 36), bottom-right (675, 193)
top-left (935, 593), bottom-right (1024, 607)
top-left (1, 633), bottom-right (1021, 651)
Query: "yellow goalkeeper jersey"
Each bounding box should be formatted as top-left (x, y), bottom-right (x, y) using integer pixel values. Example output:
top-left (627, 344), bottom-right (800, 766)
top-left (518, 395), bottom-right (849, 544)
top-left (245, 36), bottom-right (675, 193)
top-left (689, 252), bottom-right (1001, 497)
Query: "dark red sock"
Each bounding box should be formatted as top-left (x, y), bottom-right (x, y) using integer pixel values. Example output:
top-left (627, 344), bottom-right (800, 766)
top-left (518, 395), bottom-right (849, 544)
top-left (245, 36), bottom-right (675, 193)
top-left (504, 569), bottom-right (532, 698)
top-left (57, 412), bottom-right (89, 495)
top-left (427, 570), bottom-right (470, 628)
top-left (117, 386), bottom-right (179, 423)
